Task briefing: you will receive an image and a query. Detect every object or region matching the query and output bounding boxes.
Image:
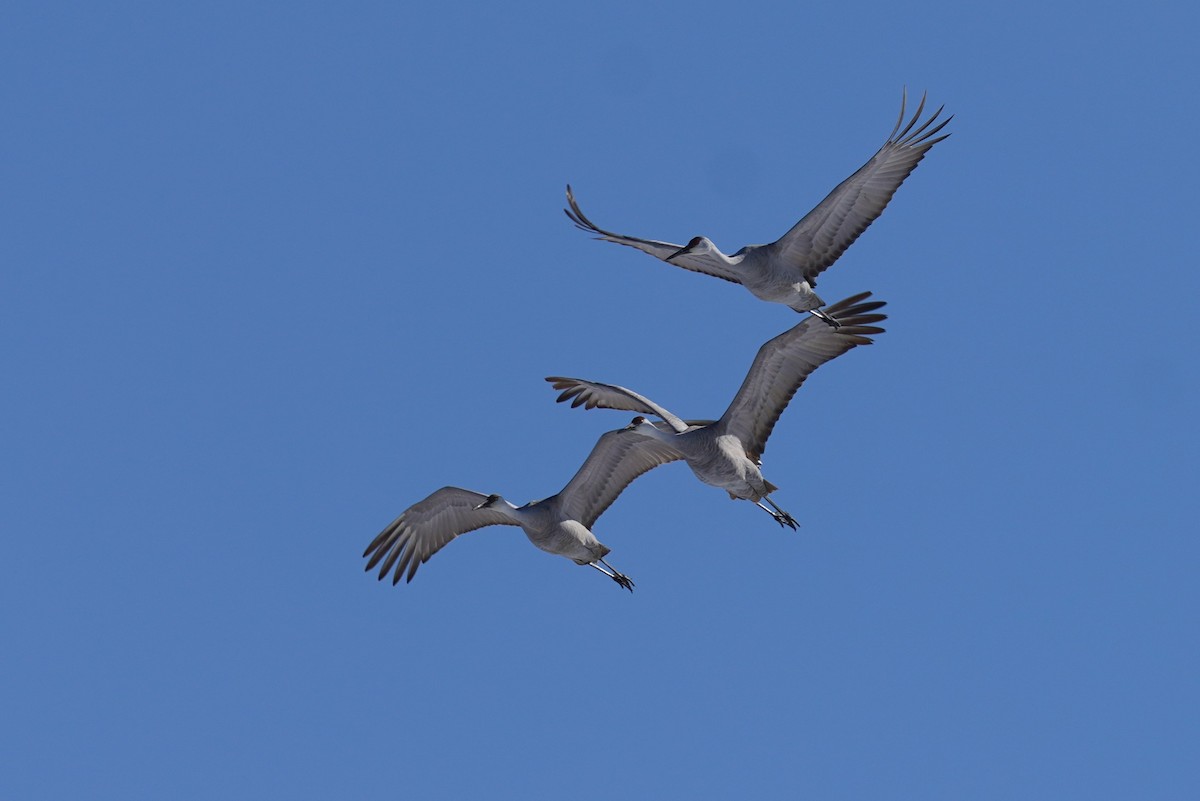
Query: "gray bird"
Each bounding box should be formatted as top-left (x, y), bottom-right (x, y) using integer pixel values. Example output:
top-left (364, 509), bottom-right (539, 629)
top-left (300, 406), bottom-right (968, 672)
top-left (546, 292), bottom-right (886, 528)
top-left (564, 91), bottom-right (948, 325)
top-left (363, 427), bottom-right (683, 591)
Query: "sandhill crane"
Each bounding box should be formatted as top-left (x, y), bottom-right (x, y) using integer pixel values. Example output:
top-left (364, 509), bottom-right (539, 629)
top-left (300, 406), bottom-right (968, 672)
top-left (565, 91), bottom-right (948, 324)
top-left (546, 292), bottom-right (886, 528)
top-left (363, 426), bottom-right (684, 591)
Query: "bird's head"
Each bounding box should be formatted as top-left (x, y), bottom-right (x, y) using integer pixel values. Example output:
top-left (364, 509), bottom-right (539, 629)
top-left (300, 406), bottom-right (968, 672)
top-left (623, 415), bottom-right (652, 432)
top-left (665, 236), bottom-right (712, 262)
top-left (473, 493), bottom-right (505, 510)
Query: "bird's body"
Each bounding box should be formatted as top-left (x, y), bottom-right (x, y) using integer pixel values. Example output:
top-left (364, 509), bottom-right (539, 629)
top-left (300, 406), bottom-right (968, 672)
top-left (547, 292), bottom-right (887, 528)
top-left (671, 429), bottom-right (772, 501)
top-left (485, 500), bottom-right (611, 564)
top-left (564, 91), bottom-right (949, 323)
top-left (363, 427), bottom-right (682, 590)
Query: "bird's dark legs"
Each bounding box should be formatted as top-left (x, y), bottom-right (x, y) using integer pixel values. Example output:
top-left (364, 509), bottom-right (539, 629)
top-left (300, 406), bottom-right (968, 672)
top-left (589, 559), bottom-right (635, 592)
top-left (808, 308), bottom-right (842, 329)
top-left (755, 498), bottom-right (798, 530)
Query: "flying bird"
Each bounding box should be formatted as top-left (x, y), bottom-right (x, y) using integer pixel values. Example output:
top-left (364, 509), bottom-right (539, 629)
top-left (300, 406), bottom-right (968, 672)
top-left (546, 292), bottom-right (886, 529)
top-left (564, 91), bottom-right (948, 325)
top-left (363, 427), bottom-right (684, 591)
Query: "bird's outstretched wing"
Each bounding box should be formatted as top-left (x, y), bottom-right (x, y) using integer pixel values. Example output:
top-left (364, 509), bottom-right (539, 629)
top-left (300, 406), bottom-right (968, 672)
top-left (764, 90), bottom-right (951, 283)
top-left (363, 487), bottom-right (520, 585)
top-left (557, 426), bottom-right (684, 528)
top-left (717, 292), bottom-right (887, 462)
top-left (546, 375), bottom-right (689, 434)
top-left (564, 185), bottom-right (745, 284)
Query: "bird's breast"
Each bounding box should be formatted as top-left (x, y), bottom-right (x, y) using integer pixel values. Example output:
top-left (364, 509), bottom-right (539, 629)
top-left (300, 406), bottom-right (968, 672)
top-left (525, 519), bottom-right (604, 562)
top-left (686, 434), bottom-right (761, 490)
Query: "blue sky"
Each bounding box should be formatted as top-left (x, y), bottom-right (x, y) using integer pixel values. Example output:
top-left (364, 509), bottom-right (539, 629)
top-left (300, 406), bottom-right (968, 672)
top-left (3, 1), bottom-right (1197, 798)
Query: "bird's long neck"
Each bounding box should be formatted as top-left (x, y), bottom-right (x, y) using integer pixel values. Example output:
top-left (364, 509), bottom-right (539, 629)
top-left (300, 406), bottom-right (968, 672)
top-left (685, 237), bottom-right (737, 265)
top-left (719, 247), bottom-right (742, 265)
top-left (633, 423), bottom-right (676, 444)
top-left (512, 499), bottom-right (558, 534)
top-left (488, 498), bottom-right (525, 523)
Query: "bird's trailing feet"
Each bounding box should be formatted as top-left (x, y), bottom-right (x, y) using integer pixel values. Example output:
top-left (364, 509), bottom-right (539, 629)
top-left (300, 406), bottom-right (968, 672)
top-left (808, 308), bottom-right (842, 329)
top-left (755, 498), bottom-right (799, 530)
top-left (589, 558), bottom-right (635, 592)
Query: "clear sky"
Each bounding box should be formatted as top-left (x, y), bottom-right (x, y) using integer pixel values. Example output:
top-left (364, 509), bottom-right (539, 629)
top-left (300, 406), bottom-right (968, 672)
top-left (3, 1), bottom-right (1197, 799)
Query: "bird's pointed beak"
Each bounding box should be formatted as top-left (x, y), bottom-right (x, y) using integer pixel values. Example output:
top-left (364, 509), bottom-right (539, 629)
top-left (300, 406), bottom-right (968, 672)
top-left (665, 244), bottom-right (692, 262)
top-left (666, 237), bottom-right (704, 262)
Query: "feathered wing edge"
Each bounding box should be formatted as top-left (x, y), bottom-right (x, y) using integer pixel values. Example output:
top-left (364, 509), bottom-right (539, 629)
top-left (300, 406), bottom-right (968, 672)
top-left (769, 89), bottom-right (952, 283)
top-left (717, 292), bottom-right (887, 462)
top-left (545, 376), bottom-right (690, 434)
top-left (563, 185), bottom-right (744, 284)
top-left (564, 185), bottom-right (683, 257)
top-left (363, 487), bottom-right (521, 585)
top-left (557, 426), bottom-right (686, 528)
